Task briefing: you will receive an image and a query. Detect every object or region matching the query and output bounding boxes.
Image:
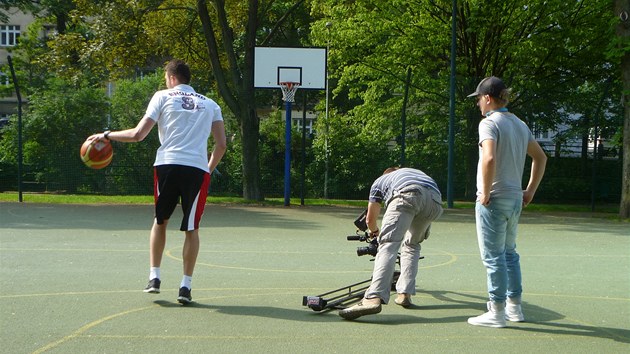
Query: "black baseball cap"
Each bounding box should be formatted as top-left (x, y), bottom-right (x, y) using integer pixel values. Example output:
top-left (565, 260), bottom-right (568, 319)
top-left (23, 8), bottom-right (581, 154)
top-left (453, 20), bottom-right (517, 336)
top-left (467, 76), bottom-right (506, 98)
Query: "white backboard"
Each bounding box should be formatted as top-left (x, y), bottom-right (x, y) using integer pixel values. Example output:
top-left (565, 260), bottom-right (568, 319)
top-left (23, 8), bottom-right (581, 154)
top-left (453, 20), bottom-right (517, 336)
top-left (254, 47), bottom-right (327, 90)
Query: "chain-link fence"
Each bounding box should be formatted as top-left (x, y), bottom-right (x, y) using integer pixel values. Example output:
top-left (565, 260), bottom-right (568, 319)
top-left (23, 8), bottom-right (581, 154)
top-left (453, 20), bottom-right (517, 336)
top-left (0, 149), bottom-right (622, 205)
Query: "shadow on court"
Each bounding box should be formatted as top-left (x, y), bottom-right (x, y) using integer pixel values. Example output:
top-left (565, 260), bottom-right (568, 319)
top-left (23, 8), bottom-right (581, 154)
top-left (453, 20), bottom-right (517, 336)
top-left (416, 290), bottom-right (630, 344)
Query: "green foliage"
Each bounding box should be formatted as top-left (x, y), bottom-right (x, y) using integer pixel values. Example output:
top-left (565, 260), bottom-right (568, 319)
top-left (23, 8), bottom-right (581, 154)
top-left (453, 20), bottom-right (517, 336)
top-left (531, 158), bottom-right (622, 203)
top-left (209, 137), bottom-right (242, 196)
top-left (309, 109), bottom-right (393, 199)
top-left (310, 0), bottom-right (620, 199)
top-left (256, 109), bottom-right (316, 197)
top-left (258, 110), bottom-right (288, 195)
top-left (0, 0), bottom-right (624, 203)
top-left (0, 77), bottom-right (109, 192)
top-left (41, 0), bottom-right (165, 81)
top-left (0, 20), bottom-right (52, 98)
top-left (106, 72), bottom-right (163, 194)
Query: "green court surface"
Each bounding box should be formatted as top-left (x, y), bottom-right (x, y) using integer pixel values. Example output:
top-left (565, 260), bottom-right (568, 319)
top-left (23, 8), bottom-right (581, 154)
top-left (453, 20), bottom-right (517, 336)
top-left (1, 202), bottom-right (628, 353)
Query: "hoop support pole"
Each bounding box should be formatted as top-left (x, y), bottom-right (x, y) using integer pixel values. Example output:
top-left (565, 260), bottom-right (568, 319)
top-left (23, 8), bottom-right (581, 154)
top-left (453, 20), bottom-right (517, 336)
top-left (284, 100), bottom-right (292, 206)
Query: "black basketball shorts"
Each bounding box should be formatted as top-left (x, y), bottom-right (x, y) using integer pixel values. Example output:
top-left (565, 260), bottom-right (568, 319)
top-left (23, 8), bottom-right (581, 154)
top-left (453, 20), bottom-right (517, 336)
top-left (153, 164), bottom-right (211, 231)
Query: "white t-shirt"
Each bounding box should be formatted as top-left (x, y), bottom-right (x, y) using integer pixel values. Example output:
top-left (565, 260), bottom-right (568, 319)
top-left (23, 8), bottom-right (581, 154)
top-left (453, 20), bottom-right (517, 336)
top-left (144, 84), bottom-right (223, 172)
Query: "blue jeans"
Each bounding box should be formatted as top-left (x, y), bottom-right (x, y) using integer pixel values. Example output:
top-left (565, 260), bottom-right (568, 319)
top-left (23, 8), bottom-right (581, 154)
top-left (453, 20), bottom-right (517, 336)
top-left (475, 198), bottom-right (523, 303)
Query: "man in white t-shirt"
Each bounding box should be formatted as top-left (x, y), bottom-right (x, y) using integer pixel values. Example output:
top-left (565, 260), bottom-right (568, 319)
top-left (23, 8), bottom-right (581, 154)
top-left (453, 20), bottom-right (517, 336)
top-left (89, 59), bottom-right (227, 304)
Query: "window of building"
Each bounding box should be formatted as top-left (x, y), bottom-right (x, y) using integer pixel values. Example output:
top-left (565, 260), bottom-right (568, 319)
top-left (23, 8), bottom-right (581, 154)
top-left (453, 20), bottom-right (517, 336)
top-left (292, 118), bottom-right (314, 135)
top-left (531, 122), bottom-right (551, 140)
top-left (1, 25), bottom-right (21, 47)
top-left (540, 130), bottom-right (549, 139)
top-left (42, 25), bottom-right (57, 40)
top-left (0, 113), bottom-right (10, 130)
top-left (0, 72), bottom-right (9, 86)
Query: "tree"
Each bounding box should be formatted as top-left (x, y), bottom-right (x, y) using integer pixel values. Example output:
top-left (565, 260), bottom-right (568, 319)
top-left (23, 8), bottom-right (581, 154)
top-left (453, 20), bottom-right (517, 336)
top-left (0, 77), bottom-right (110, 193)
top-left (108, 72), bottom-right (163, 194)
top-left (311, 0), bottom-right (618, 200)
top-left (41, 0), bottom-right (310, 200)
top-left (615, 0), bottom-right (630, 218)
top-left (196, 0), bottom-right (311, 200)
top-left (1, 1), bottom-right (35, 23)
top-left (310, 108), bottom-right (393, 199)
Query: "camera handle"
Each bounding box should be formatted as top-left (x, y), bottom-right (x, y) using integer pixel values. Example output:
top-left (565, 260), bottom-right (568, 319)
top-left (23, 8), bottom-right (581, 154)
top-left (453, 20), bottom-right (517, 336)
top-left (347, 230), bottom-right (372, 242)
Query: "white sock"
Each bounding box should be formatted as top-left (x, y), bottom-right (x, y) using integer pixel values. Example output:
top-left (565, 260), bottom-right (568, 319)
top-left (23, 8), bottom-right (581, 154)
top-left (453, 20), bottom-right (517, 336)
top-left (507, 297), bottom-right (521, 305)
top-left (181, 275), bottom-right (192, 290)
top-left (150, 267), bottom-right (160, 280)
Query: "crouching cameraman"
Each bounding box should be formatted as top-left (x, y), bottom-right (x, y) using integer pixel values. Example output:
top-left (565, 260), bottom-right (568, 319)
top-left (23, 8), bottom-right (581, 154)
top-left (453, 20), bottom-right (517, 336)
top-left (339, 167), bottom-right (443, 320)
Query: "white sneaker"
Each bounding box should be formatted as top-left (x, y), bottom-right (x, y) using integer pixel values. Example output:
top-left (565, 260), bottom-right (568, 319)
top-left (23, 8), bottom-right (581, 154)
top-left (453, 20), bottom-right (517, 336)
top-left (506, 302), bottom-right (525, 322)
top-left (467, 301), bottom-right (507, 328)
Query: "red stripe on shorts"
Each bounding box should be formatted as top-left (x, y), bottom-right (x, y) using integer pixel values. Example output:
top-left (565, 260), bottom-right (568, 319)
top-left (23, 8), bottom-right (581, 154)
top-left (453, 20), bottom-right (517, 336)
top-left (192, 173), bottom-right (211, 229)
top-left (153, 168), bottom-right (159, 204)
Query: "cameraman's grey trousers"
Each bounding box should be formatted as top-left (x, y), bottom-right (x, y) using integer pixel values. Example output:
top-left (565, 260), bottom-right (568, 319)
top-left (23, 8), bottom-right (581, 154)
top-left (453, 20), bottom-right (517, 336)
top-left (364, 185), bottom-right (443, 304)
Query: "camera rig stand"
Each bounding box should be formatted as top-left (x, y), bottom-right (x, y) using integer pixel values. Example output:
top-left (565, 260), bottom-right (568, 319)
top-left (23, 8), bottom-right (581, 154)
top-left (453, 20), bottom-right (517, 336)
top-left (302, 268), bottom-right (402, 312)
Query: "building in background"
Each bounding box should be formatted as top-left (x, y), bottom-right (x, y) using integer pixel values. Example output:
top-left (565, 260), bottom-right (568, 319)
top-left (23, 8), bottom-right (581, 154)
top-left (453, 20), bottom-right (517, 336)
top-left (534, 115), bottom-right (618, 160)
top-left (1, 7), bottom-right (56, 128)
top-left (1, 7), bottom-right (35, 127)
top-left (282, 109), bottom-right (318, 135)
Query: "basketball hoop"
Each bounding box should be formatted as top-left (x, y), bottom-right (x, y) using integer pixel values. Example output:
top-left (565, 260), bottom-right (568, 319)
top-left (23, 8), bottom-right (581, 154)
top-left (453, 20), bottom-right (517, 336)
top-left (279, 82), bottom-right (300, 103)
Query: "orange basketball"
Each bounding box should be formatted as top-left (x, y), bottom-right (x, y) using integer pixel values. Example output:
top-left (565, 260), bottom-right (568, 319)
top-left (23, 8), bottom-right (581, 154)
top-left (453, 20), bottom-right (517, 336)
top-left (80, 138), bottom-right (113, 169)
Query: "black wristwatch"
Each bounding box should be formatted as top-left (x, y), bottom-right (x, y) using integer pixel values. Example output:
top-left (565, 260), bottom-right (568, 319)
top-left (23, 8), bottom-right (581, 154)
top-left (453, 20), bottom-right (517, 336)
top-left (104, 130), bottom-right (111, 140)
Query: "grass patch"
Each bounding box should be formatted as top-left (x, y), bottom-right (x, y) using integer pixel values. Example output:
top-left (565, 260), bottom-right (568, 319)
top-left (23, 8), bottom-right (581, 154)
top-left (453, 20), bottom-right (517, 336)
top-left (0, 192), bottom-right (366, 207)
top-left (0, 192), bottom-right (621, 217)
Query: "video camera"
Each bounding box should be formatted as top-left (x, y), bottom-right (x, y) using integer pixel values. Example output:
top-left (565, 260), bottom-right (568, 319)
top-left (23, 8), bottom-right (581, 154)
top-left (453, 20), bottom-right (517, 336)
top-left (348, 209), bottom-right (378, 257)
top-left (347, 232), bottom-right (378, 257)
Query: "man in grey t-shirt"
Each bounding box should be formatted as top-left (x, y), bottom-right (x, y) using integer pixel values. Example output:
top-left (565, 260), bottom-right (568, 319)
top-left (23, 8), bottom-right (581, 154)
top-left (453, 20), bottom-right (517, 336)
top-left (467, 76), bottom-right (547, 328)
top-left (339, 167), bottom-right (443, 320)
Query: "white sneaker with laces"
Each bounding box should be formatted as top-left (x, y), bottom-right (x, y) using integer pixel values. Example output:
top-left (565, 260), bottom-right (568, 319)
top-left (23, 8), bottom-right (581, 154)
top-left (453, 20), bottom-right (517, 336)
top-left (467, 301), bottom-right (507, 328)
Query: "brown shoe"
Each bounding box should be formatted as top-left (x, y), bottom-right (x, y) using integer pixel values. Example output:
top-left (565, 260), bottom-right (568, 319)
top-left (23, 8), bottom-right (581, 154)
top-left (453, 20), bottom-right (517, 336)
top-left (394, 294), bottom-right (412, 308)
top-left (339, 300), bottom-right (382, 320)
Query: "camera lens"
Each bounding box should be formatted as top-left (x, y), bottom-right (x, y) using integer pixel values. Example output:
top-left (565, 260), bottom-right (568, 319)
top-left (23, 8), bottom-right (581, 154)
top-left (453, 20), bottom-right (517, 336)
top-left (356, 247), bottom-right (370, 256)
top-left (356, 244), bottom-right (378, 257)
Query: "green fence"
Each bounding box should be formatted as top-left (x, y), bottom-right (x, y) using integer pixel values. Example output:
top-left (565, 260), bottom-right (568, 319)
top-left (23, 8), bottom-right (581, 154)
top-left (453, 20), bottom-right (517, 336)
top-left (0, 153), bottom-right (622, 205)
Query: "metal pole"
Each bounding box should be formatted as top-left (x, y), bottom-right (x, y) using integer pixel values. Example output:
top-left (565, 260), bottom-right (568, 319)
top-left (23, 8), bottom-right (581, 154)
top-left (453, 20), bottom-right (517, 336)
top-left (447, 0), bottom-right (457, 208)
top-left (7, 56), bottom-right (23, 202)
top-left (284, 100), bottom-right (292, 206)
top-left (591, 121), bottom-right (599, 212)
top-left (590, 80), bottom-right (611, 211)
top-left (107, 81), bottom-right (113, 129)
top-left (301, 91), bottom-right (307, 206)
top-left (401, 67), bottom-right (412, 167)
top-left (324, 22), bottom-right (332, 199)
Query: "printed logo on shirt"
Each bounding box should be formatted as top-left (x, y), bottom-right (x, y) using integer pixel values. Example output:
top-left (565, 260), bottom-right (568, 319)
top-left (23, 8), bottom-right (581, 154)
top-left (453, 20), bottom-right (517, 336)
top-left (181, 97), bottom-right (195, 110)
top-left (169, 91), bottom-right (207, 100)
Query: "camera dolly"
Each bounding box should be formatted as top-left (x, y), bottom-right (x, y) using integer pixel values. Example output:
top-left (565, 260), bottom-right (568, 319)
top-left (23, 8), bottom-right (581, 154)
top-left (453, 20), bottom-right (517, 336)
top-left (302, 229), bottom-right (423, 312)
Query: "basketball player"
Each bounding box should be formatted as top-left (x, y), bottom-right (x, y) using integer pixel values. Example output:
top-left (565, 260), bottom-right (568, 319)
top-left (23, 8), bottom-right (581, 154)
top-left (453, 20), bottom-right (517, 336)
top-left (89, 59), bottom-right (227, 304)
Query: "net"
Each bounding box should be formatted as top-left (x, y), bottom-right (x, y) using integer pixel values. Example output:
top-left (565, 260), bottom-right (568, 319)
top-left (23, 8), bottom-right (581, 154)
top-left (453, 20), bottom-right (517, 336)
top-left (279, 82), bottom-right (300, 103)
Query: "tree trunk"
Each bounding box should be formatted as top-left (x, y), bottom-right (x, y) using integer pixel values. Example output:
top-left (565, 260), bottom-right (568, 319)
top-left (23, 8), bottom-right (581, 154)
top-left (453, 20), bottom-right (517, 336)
top-left (197, 0), bottom-right (262, 200)
top-left (616, 0), bottom-right (630, 218)
top-left (241, 107), bottom-right (263, 200)
top-left (623, 94), bottom-right (630, 217)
